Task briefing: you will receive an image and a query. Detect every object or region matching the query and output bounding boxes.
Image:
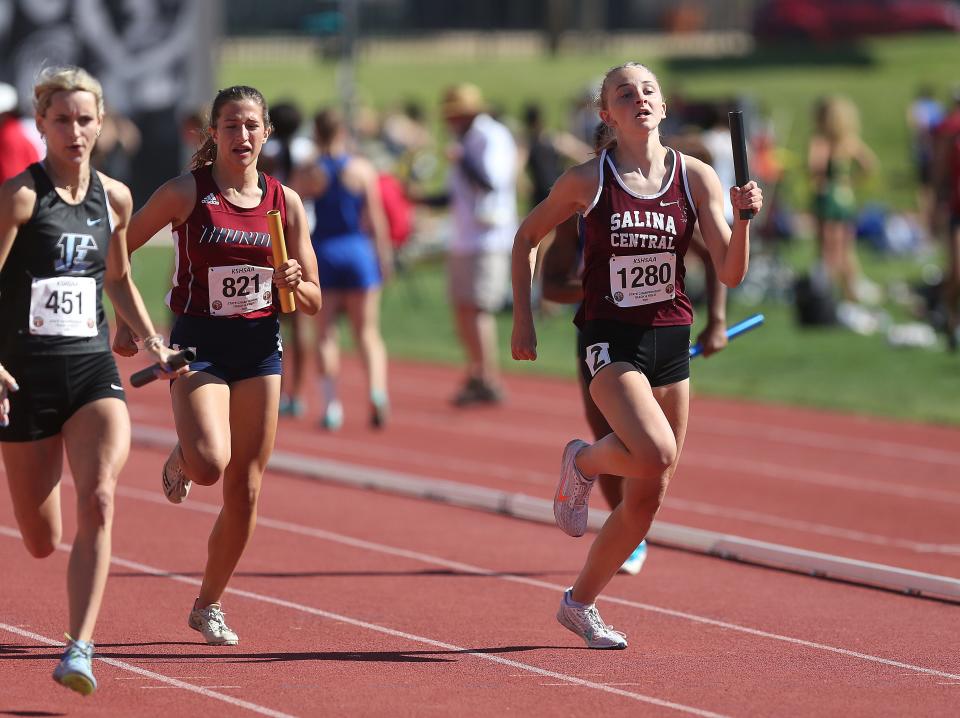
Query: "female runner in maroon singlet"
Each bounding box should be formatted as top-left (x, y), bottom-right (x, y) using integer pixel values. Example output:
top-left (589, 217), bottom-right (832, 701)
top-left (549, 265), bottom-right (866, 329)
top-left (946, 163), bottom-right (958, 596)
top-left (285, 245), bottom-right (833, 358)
top-left (114, 85), bottom-right (321, 646)
top-left (511, 63), bottom-right (762, 649)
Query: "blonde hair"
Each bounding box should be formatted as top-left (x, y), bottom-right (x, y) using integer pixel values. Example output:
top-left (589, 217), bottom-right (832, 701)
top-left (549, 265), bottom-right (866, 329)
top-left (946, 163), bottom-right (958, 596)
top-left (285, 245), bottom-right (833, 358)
top-left (819, 95), bottom-right (861, 145)
top-left (33, 65), bottom-right (104, 118)
top-left (594, 62), bottom-right (661, 152)
top-left (190, 85), bottom-right (271, 171)
top-left (596, 62), bottom-right (659, 110)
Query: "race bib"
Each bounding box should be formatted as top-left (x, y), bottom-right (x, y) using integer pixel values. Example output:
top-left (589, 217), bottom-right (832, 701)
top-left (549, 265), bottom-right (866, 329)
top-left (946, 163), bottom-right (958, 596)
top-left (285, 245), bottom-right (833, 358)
top-left (208, 265), bottom-right (273, 316)
top-left (29, 276), bottom-right (98, 337)
top-left (609, 252), bottom-right (676, 307)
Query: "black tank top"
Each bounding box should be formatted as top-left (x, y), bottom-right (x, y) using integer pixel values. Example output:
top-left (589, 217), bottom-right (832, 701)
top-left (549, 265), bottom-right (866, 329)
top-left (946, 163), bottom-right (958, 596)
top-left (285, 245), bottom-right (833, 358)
top-left (0, 163), bottom-right (111, 357)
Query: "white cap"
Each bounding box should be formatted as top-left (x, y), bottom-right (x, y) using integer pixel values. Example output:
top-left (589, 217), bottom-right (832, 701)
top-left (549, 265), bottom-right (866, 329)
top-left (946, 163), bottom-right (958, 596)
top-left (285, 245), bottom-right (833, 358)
top-left (0, 83), bottom-right (18, 114)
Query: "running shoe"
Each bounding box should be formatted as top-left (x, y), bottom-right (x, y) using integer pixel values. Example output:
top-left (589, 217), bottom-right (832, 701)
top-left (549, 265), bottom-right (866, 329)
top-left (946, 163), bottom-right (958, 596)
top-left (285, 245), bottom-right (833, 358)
top-left (52, 636), bottom-right (97, 696)
top-left (554, 439), bottom-right (594, 537)
top-left (451, 377), bottom-right (503, 407)
top-left (188, 600), bottom-right (239, 646)
top-left (320, 400), bottom-right (344, 431)
top-left (618, 540), bottom-right (648, 575)
top-left (370, 400), bottom-right (390, 429)
top-left (556, 588), bottom-right (627, 649)
top-left (279, 395), bottom-right (306, 418)
top-left (161, 443), bottom-right (191, 504)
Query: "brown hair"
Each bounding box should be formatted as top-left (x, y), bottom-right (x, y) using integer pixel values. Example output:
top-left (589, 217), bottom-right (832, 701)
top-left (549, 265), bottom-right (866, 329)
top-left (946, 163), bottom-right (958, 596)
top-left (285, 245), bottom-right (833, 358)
top-left (312, 108), bottom-right (344, 151)
top-left (34, 65), bottom-right (104, 118)
top-left (189, 85), bottom-right (271, 170)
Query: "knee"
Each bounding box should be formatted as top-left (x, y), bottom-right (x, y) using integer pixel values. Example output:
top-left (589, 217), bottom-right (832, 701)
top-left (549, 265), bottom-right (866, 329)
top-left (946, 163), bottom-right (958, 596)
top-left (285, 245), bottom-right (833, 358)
top-left (24, 533), bottom-right (59, 559)
top-left (77, 485), bottom-right (115, 529)
top-left (628, 436), bottom-right (677, 479)
top-left (188, 448), bottom-right (230, 487)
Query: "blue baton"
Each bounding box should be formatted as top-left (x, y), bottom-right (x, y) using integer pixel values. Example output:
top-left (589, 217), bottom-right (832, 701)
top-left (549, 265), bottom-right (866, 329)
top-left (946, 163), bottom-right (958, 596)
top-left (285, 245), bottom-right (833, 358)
top-left (689, 313), bottom-right (765, 358)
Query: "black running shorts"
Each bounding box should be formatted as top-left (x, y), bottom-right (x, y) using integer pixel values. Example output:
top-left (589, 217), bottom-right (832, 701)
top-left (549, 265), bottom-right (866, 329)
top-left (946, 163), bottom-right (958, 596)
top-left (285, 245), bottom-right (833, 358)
top-left (577, 320), bottom-right (690, 388)
top-left (0, 352), bottom-right (125, 442)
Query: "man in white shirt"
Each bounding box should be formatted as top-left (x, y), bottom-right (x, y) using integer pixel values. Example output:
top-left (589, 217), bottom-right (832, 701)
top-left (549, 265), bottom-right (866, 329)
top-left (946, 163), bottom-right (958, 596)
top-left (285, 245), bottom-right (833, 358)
top-left (440, 84), bottom-right (518, 405)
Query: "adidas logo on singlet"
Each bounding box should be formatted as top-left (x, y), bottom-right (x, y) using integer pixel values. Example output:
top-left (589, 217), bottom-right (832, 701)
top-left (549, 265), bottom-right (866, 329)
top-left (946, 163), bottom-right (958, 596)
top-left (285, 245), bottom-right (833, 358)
top-left (201, 193), bottom-right (220, 205)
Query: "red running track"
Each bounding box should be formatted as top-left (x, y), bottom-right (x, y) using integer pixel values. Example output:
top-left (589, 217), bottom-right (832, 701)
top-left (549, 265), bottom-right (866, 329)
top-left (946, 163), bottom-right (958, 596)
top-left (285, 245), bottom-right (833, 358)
top-left (1, 355), bottom-right (958, 716)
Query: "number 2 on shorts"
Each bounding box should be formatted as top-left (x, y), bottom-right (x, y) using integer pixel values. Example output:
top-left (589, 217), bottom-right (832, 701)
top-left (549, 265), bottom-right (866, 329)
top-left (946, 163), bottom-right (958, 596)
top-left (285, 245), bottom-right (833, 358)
top-left (585, 342), bottom-right (612, 377)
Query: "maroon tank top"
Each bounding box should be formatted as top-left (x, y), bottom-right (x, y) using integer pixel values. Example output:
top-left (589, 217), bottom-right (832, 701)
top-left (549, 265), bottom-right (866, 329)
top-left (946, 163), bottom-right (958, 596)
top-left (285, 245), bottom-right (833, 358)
top-left (167, 165), bottom-right (287, 318)
top-left (575, 147), bottom-right (696, 328)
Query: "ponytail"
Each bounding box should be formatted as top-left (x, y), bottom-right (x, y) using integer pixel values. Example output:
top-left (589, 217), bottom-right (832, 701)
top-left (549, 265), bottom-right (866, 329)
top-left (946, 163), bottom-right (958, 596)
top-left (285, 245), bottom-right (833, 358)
top-left (189, 135), bottom-right (217, 170)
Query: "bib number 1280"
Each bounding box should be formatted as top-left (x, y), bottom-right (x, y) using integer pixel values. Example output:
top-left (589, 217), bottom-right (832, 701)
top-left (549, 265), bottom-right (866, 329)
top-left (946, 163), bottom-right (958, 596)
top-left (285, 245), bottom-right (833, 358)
top-left (615, 262), bottom-right (672, 289)
top-left (608, 252), bottom-right (676, 308)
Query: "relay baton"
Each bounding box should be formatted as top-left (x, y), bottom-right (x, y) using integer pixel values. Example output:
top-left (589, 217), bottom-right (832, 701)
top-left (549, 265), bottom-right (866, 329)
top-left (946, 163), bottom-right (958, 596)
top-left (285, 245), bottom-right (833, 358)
top-left (266, 209), bottom-right (296, 313)
top-left (689, 313), bottom-right (764, 358)
top-left (728, 110), bottom-right (755, 220)
top-left (130, 348), bottom-right (196, 388)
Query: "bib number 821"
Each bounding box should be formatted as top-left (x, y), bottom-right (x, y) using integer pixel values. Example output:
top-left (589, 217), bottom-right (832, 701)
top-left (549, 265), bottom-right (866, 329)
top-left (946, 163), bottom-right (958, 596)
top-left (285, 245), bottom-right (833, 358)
top-left (221, 274), bottom-right (261, 298)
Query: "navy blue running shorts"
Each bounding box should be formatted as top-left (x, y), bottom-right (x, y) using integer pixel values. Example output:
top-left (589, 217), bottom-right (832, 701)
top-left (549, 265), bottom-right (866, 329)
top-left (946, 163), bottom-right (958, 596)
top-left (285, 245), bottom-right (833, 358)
top-left (169, 314), bottom-right (283, 384)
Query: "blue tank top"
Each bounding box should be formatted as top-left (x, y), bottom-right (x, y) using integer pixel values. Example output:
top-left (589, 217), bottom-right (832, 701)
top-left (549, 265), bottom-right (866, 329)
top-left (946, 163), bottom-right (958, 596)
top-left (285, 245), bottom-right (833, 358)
top-left (310, 155), bottom-right (367, 243)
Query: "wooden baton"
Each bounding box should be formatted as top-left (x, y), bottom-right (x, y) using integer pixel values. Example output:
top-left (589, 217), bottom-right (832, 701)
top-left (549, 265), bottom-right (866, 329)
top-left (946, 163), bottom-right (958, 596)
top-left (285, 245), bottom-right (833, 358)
top-left (266, 209), bottom-right (296, 313)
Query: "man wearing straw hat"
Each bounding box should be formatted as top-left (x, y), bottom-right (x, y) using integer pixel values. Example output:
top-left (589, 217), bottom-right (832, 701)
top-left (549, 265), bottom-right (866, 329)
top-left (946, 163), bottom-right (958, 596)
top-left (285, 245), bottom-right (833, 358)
top-left (439, 83), bottom-right (518, 406)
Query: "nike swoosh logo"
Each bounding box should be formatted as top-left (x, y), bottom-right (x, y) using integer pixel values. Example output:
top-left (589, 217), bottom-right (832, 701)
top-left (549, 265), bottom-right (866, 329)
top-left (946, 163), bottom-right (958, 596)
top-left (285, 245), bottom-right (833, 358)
top-left (556, 480), bottom-right (572, 503)
top-left (87, 217), bottom-right (103, 226)
top-left (110, 383), bottom-right (123, 391)
top-left (659, 200), bottom-right (678, 207)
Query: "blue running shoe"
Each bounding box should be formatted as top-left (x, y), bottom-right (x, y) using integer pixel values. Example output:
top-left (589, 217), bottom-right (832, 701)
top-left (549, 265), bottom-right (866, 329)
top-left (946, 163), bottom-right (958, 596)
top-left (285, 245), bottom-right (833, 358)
top-left (52, 636), bottom-right (96, 696)
top-left (618, 540), bottom-right (648, 575)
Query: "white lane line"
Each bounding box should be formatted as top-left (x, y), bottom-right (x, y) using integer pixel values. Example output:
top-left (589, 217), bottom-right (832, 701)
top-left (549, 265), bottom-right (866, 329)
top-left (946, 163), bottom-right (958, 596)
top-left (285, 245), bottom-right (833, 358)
top-left (682, 453), bottom-right (960, 505)
top-left (0, 527), bottom-right (727, 718)
top-left (0, 621), bottom-right (296, 718)
top-left (700, 418), bottom-right (960, 468)
top-left (108, 488), bottom-right (960, 682)
top-left (666, 498), bottom-right (960, 554)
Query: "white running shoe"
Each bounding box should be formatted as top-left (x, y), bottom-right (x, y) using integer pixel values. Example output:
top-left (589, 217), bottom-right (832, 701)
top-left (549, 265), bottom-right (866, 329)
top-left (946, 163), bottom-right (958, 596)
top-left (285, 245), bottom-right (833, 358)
top-left (554, 439), bottom-right (594, 537)
top-left (162, 444), bottom-right (191, 504)
top-left (188, 600), bottom-right (239, 646)
top-left (556, 588), bottom-right (627, 649)
top-left (618, 540), bottom-right (648, 575)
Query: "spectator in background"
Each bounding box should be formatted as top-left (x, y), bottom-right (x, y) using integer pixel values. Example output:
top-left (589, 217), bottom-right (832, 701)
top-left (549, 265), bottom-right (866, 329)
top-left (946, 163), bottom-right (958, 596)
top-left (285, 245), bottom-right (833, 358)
top-left (439, 84), bottom-right (519, 406)
top-left (700, 103), bottom-right (737, 226)
top-left (259, 101), bottom-right (313, 417)
top-left (523, 102), bottom-right (592, 208)
top-left (91, 110), bottom-right (141, 187)
top-left (0, 83), bottom-right (40, 183)
top-left (907, 85), bottom-right (944, 240)
top-left (933, 89), bottom-right (960, 351)
top-left (808, 95), bottom-right (878, 306)
top-left (294, 109), bottom-right (392, 429)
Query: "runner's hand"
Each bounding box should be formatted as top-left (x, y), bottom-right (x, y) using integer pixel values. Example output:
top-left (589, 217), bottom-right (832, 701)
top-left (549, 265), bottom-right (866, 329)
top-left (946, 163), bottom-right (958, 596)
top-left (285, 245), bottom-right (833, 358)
top-left (512, 322), bottom-right (538, 361)
top-left (145, 340), bottom-right (189, 380)
top-left (695, 320), bottom-right (728, 358)
top-left (113, 320), bottom-right (139, 357)
top-left (273, 258), bottom-right (302, 292)
top-left (0, 364), bottom-right (19, 427)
